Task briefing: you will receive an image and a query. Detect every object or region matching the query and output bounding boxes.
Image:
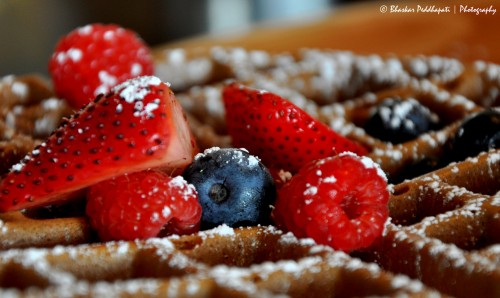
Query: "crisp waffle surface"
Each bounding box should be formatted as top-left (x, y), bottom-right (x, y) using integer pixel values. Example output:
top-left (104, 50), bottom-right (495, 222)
top-left (0, 47), bottom-right (499, 297)
top-left (0, 225), bottom-right (441, 297)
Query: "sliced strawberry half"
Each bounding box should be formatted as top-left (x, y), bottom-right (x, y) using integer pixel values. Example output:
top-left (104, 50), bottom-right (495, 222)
top-left (223, 83), bottom-right (368, 173)
top-left (0, 76), bottom-right (198, 212)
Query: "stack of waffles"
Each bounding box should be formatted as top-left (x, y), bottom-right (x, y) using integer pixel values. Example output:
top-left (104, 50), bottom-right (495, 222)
top-left (0, 47), bottom-right (498, 297)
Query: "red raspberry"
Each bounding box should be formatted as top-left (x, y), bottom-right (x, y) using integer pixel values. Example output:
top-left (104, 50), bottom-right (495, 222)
top-left (86, 170), bottom-right (201, 241)
top-left (273, 153), bottom-right (389, 252)
top-left (48, 23), bottom-right (154, 108)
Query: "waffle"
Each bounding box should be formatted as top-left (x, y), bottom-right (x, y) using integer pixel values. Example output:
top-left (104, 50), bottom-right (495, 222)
top-left (0, 225), bottom-right (444, 297)
top-left (0, 47), bottom-right (498, 297)
top-left (0, 75), bottom-right (88, 250)
top-left (359, 149), bottom-right (500, 298)
top-left (0, 75), bottom-right (72, 176)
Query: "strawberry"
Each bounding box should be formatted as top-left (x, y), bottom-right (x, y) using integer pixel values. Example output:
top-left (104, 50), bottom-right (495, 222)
top-left (0, 76), bottom-right (198, 212)
top-left (272, 153), bottom-right (389, 252)
top-left (86, 170), bottom-right (201, 241)
top-left (48, 23), bottom-right (154, 108)
top-left (222, 83), bottom-right (367, 173)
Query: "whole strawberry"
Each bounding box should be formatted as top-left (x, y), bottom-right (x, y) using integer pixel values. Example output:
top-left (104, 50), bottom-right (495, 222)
top-left (223, 83), bottom-right (367, 173)
top-left (48, 23), bottom-right (154, 108)
top-left (0, 76), bottom-right (198, 212)
top-left (86, 170), bottom-right (201, 241)
top-left (273, 153), bottom-right (389, 252)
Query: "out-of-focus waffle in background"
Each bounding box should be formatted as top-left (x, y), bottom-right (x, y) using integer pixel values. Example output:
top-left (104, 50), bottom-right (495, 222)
top-left (3, 0), bottom-right (499, 77)
top-left (156, 0), bottom-right (500, 64)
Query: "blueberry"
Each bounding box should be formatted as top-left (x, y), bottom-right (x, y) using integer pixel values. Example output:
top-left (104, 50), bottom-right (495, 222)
top-left (447, 109), bottom-right (500, 163)
top-left (182, 147), bottom-right (276, 229)
top-left (365, 98), bottom-right (439, 144)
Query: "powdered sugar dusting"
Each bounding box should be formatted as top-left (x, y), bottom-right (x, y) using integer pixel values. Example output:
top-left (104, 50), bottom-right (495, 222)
top-left (154, 48), bottom-right (213, 90)
top-left (114, 75), bottom-right (162, 104)
top-left (94, 70), bottom-right (118, 96)
top-left (131, 63), bottom-right (143, 76)
top-left (487, 151), bottom-right (500, 165)
top-left (194, 147), bottom-right (261, 168)
top-left (161, 206), bottom-right (172, 219)
top-left (376, 97), bottom-right (438, 132)
top-left (340, 152), bottom-right (387, 181)
top-left (491, 195), bottom-right (500, 207)
top-left (55, 48), bottom-right (83, 64)
top-left (168, 176), bottom-right (197, 201)
top-left (77, 24), bottom-right (93, 35)
top-left (11, 81), bottom-right (28, 98)
top-left (201, 224), bottom-right (235, 238)
top-left (0, 220), bottom-right (7, 234)
top-left (304, 184), bottom-right (318, 196)
top-left (195, 146), bottom-right (222, 159)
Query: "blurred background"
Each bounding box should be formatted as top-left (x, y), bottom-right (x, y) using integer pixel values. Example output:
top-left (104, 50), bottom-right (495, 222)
top-left (0, 0), bottom-right (366, 77)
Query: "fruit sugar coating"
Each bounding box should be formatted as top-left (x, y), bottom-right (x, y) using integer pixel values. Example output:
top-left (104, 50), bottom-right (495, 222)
top-left (183, 147), bottom-right (276, 229)
top-left (49, 23), bottom-right (154, 108)
top-left (273, 153), bottom-right (389, 252)
top-left (0, 76), bottom-right (197, 212)
top-left (86, 170), bottom-right (201, 241)
top-left (222, 82), bottom-right (367, 173)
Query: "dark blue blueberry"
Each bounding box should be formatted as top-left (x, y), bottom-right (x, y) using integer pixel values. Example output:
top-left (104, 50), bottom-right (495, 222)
top-left (182, 148), bottom-right (276, 229)
top-left (447, 109), bottom-right (500, 163)
top-left (365, 98), bottom-right (439, 144)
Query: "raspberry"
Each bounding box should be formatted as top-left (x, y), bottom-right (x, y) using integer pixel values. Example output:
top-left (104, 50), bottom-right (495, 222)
top-left (48, 23), bottom-right (154, 108)
top-left (273, 153), bottom-right (389, 252)
top-left (86, 170), bottom-right (201, 241)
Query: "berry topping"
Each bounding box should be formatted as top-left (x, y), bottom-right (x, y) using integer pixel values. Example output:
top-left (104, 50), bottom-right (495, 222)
top-left (48, 23), bottom-right (154, 108)
top-left (273, 153), bottom-right (389, 252)
top-left (364, 97), bottom-right (439, 144)
top-left (182, 147), bottom-right (276, 229)
top-left (447, 108), bottom-right (500, 162)
top-left (0, 76), bottom-right (198, 212)
top-left (86, 170), bottom-right (201, 241)
top-left (223, 83), bottom-right (367, 173)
